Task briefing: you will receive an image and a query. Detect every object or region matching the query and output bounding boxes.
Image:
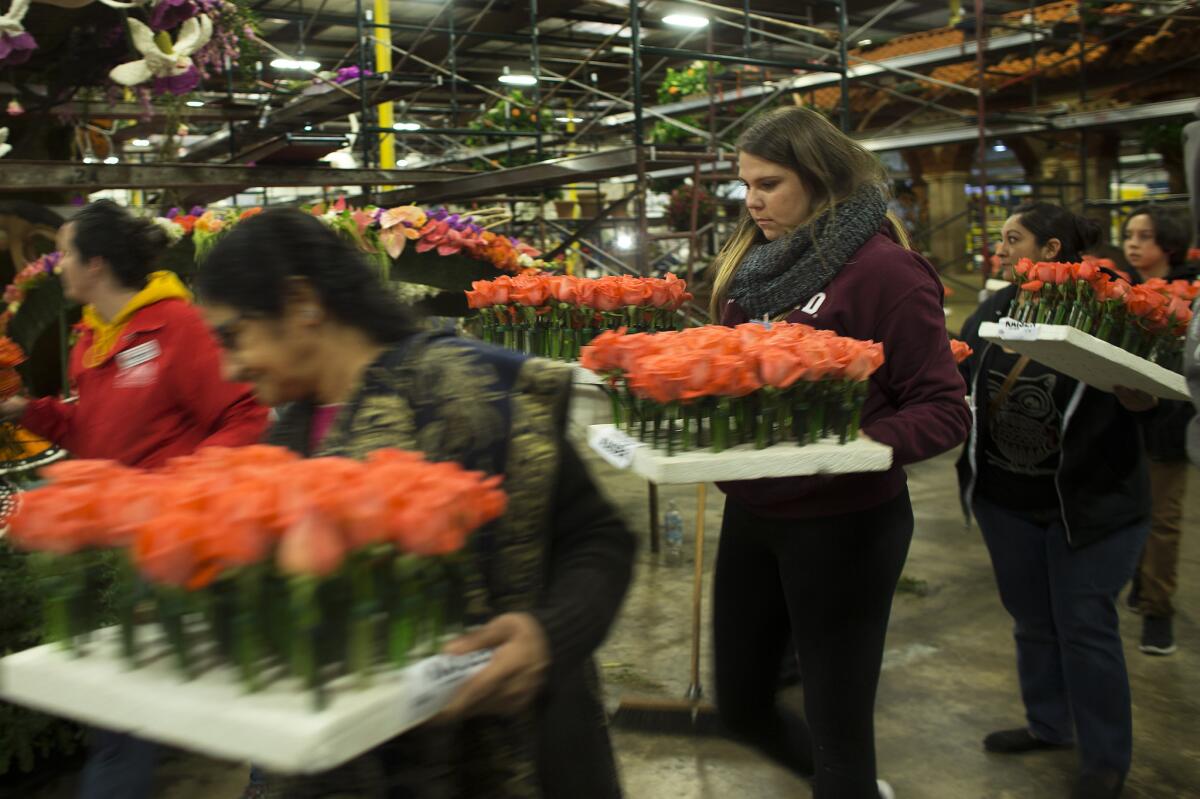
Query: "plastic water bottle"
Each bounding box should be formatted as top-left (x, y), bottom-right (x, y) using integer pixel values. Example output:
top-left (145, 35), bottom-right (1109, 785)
top-left (664, 501), bottom-right (684, 564)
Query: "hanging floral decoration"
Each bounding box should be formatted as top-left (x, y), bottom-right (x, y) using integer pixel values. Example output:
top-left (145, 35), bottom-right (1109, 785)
top-left (0, 0), bottom-right (36, 68)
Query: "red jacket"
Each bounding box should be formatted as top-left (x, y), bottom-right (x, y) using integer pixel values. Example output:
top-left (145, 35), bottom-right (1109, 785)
top-left (21, 298), bottom-right (268, 468)
top-left (718, 227), bottom-right (971, 518)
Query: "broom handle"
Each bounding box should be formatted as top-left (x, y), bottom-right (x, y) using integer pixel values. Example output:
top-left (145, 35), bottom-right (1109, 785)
top-left (689, 482), bottom-right (706, 695)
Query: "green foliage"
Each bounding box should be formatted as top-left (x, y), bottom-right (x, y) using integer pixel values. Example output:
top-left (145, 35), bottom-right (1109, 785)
top-left (656, 62), bottom-right (711, 104)
top-left (0, 539), bottom-right (83, 774)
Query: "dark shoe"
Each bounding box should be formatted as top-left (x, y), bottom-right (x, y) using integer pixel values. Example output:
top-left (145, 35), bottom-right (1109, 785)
top-left (983, 727), bottom-right (1073, 753)
top-left (1071, 770), bottom-right (1124, 799)
top-left (1140, 615), bottom-right (1177, 655)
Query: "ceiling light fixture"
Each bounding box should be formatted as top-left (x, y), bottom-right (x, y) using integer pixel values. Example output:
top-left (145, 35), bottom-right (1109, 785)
top-left (103, 156), bottom-right (119, 164)
top-left (396, 158), bottom-right (409, 167)
top-left (993, 143), bottom-right (1007, 152)
top-left (499, 73), bottom-right (538, 86)
top-left (271, 57), bottom-right (321, 71)
top-left (663, 13), bottom-right (708, 28)
top-left (555, 116), bottom-right (584, 123)
top-left (131, 138), bottom-right (151, 147)
top-left (185, 100), bottom-right (205, 107)
top-left (857, 38), bottom-right (873, 47)
top-left (392, 121), bottom-right (421, 131)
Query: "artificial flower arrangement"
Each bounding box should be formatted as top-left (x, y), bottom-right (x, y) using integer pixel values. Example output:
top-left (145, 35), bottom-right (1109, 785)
top-left (0, 0), bottom-right (255, 98)
top-left (466, 273), bottom-right (693, 360)
top-left (2, 250), bottom-right (60, 316)
top-left (7, 446), bottom-right (507, 708)
top-left (159, 199), bottom-right (549, 276)
top-left (1006, 257), bottom-right (1199, 371)
top-left (580, 322), bottom-right (885, 454)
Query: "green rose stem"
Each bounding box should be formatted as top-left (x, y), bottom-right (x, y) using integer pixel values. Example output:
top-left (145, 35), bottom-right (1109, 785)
top-left (37, 554), bottom-right (71, 650)
top-left (754, 394), bottom-right (768, 450)
top-left (712, 398), bottom-right (731, 453)
top-left (235, 566), bottom-right (264, 692)
top-left (666, 403), bottom-right (678, 456)
top-left (605, 385), bottom-right (623, 427)
top-left (289, 576), bottom-right (325, 710)
top-left (114, 553), bottom-right (140, 663)
top-left (809, 387), bottom-right (826, 444)
top-left (734, 398), bottom-right (748, 444)
top-left (680, 403), bottom-right (692, 451)
top-left (388, 558), bottom-right (418, 667)
top-left (157, 586), bottom-right (194, 679)
top-left (348, 555), bottom-right (379, 687)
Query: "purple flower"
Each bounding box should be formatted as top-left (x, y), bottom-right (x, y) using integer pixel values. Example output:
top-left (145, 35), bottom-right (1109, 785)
top-left (0, 32), bottom-right (37, 67)
top-left (42, 252), bottom-right (62, 273)
top-left (188, 205), bottom-right (205, 217)
top-left (152, 65), bottom-right (202, 96)
top-left (333, 66), bottom-right (372, 85)
top-left (167, 207), bottom-right (181, 219)
top-left (149, 0), bottom-right (199, 32)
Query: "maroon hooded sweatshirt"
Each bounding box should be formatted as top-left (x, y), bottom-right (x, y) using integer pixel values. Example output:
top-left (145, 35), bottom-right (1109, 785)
top-left (718, 225), bottom-right (970, 519)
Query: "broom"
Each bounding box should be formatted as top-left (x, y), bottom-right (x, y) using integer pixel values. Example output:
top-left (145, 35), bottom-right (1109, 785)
top-left (610, 483), bottom-right (723, 735)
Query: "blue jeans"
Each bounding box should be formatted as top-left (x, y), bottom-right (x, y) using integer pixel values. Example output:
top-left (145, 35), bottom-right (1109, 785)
top-left (974, 496), bottom-right (1148, 777)
top-left (77, 730), bottom-right (158, 799)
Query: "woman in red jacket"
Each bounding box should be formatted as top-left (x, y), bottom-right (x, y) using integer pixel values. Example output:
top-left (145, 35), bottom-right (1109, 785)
top-left (0, 199), bottom-right (267, 799)
top-left (707, 107), bottom-right (970, 799)
top-left (1, 200), bottom-right (266, 466)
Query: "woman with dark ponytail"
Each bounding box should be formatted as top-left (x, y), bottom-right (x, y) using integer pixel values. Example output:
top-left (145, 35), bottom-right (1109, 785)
top-left (0, 199), bottom-right (269, 798)
top-left (957, 202), bottom-right (1156, 799)
top-left (196, 209), bottom-right (634, 799)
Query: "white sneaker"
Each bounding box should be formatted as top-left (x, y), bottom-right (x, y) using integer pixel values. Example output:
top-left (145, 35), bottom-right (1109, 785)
top-left (877, 779), bottom-right (895, 799)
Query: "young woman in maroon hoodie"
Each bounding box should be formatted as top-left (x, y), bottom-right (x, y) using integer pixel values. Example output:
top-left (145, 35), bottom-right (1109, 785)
top-left (708, 106), bottom-right (971, 799)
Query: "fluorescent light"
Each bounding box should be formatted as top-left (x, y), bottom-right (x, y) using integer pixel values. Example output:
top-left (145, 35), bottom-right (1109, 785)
top-left (857, 38), bottom-right (873, 47)
top-left (499, 73), bottom-right (538, 86)
top-left (392, 121), bottom-right (421, 131)
top-left (82, 156), bottom-right (97, 164)
top-left (993, 143), bottom-right (1007, 152)
top-left (185, 100), bottom-right (205, 108)
top-left (131, 138), bottom-right (151, 147)
top-left (271, 57), bottom-right (321, 71)
top-left (103, 156), bottom-right (119, 164)
top-left (663, 13), bottom-right (708, 28)
top-left (615, 232), bottom-right (635, 250)
top-left (555, 116), bottom-right (584, 123)
top-left (396, 159), bottom-right (409, 167)
top-left (303, 124), bottom-right (313, 131)
top-left (573, 21), bottom-right (631, 38)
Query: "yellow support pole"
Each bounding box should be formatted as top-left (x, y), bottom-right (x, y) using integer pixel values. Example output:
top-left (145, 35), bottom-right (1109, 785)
top-left (374, 0), bottom-right (395, 176)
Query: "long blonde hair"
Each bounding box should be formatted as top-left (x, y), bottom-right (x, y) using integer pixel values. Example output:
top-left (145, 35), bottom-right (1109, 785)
top-left (709, 106), bottom-right (910, 320)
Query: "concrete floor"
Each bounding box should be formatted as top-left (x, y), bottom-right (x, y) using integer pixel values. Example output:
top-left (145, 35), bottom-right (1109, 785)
top-left (11, 299), bottom-right (1200, 798)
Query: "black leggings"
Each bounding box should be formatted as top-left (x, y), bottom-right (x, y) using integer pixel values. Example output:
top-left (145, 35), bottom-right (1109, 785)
top-left (713, 490), bottom-right (913, 799)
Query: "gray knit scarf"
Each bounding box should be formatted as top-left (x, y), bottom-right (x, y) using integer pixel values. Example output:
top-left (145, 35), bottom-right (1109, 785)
top-left (730, 183), bottom-right (888, 320)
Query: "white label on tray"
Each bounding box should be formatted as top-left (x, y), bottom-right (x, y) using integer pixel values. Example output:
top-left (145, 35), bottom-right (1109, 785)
top-left (997, 317), bottom-right (1038, 341)
top-left (588, 426), bottom-right (642, 469)
top-left (407, 649), bottom-right (493, 720)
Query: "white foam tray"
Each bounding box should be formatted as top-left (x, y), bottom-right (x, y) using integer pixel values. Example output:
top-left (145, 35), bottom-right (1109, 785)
top-left (0, 627), bottom-right (449, 774)
top-left (979, 320), bottom-right (1190, 402)
top-left (587, 424), bottom-right (893, 484)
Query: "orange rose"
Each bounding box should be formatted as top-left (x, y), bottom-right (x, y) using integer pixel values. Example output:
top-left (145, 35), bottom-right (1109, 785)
top-left (0, 337), bottom-right (26, 369)
top-left (133, 513), bottom-right (203, 587)
top-left (277, 512), bottom-right (346, 578)
top-left (592, 279), bottom-right (625, 312)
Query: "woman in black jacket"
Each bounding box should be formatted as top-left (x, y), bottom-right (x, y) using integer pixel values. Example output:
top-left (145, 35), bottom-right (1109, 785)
top-left (957, 203), bottom-right (1154, 799)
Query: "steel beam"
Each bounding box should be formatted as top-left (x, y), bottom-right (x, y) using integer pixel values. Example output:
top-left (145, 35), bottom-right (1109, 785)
top-left (0, 161), bottom-right (469, 192)
top-left (599, 30), bottom-right (1047, 127)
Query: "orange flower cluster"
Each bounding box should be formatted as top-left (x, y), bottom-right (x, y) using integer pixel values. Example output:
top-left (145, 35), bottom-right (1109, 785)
top-left (582, 322), bottom-right (884, 404)
top-left (9, 446), bottom-right (507, 588)
top-left (950, 339), bottom-right (973, 365)
top-left (0, 336), bottom-right (25, 400)
top-left (1011, 257), bottom-right (1196, 336)
top-left (467, 273), bottom-right (692, 311)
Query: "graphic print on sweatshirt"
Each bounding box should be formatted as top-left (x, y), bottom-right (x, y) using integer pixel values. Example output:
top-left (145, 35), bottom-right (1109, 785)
top-left (985, 369), bottom-right (1063, 476)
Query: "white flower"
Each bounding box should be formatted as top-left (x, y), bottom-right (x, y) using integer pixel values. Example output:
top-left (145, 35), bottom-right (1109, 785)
top-left (108, 15), bottom-right (213, 87)
top-left (0, 127), bottom-right (10, 159)
top-left (152, 216), bottom-right (184, 244)
top-left (0, 0), bottom-right (30, 39)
